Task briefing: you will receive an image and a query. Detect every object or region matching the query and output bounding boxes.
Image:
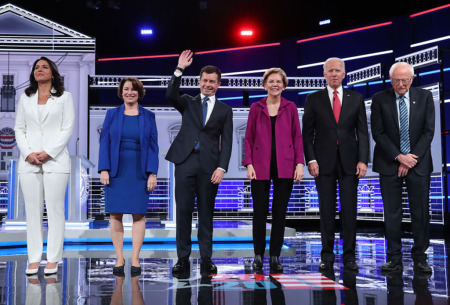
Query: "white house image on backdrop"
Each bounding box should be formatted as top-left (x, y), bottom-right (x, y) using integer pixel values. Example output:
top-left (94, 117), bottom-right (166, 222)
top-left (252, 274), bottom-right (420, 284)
top-left (0, 3), bottom-right (95, 181)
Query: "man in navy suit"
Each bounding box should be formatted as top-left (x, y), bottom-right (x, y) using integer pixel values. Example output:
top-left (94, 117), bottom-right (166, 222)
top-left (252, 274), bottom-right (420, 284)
top-left (166, 50), bottom-right (233, 275)
top-left (371, 62), bottom-right (434, 274)
top-left (302, 57), bottom-right (369, 273)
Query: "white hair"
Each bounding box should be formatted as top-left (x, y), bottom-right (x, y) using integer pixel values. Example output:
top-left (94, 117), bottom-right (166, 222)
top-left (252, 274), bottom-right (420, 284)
top-left (323, 57), bottom-right (345, 72)
top-left (389, 62), bottom-right (414, 77)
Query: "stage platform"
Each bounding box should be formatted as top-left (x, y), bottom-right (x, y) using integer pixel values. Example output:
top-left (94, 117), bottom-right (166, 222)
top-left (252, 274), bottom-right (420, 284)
top-left (0, 223), bottom-right (448, 304)
top-left (0, 220), bottom-right (296, 250)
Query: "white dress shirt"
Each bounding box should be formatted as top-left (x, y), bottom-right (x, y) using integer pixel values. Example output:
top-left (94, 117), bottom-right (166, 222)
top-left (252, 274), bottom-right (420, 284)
top-left (326, 85), bottom-right (343, 108)
top-left (200, 93), bottom-right (215, 124)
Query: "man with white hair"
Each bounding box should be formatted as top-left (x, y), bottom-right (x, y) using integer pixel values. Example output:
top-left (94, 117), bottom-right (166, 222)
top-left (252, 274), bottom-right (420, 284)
top-left (303, 57), bottom-right (369, 273)
top-left (371, 61), bottom-right (435, 274)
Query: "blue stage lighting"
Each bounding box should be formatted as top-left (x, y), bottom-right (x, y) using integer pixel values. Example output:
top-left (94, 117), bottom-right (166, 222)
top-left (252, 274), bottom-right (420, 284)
top-left (140, 29), bottom-right (153, 35)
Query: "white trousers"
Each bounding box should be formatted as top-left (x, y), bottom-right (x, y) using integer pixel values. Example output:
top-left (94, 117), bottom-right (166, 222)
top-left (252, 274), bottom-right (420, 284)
top-left (19, 172), bottom-right (69, 263)
top-left (26, 280), bottom-right (62, 305)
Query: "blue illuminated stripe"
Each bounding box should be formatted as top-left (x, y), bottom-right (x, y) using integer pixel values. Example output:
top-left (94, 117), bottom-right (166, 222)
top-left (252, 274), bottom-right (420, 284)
top-left (7, 160), bottom-right (15, 219)
top-left (298, 90), bottom-right (318, 95)
top-left (300, 196), bottom-right (384, 199)
top-left (0, 239), bottom-right (288, 253)
top-left (352, 80), bottom-right (386, 87)
top-left (418, 67), bottom-right (450, 76)
top-left (0, 247), bottom-right (28, 256)
top-left (220, 94), bottom-right (267, 101)
top-left (62, 236), bottom-right (273, 243)
top-left (104, 196), bottom-right (171, 200)
top-left (0, 241), bottom-right (27, 247)
top-left (216, 197), bottom-right (247, 200)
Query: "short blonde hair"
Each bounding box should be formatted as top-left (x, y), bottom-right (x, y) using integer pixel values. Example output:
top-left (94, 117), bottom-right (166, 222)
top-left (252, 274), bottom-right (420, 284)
top-left (262, 68), bottom-right (288, 88)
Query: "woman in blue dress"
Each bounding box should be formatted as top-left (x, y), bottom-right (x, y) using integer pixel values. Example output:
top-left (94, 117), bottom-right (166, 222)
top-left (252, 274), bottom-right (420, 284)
top-left (98, 77), bottom-right (159, 276)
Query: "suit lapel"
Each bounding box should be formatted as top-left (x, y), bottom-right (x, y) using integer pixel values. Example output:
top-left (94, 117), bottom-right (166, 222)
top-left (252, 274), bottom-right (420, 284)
top-left (138, 106), bottom-right (144, 146)
top-left (258, 97), bottom-right (270, 119)
top-left (388, 90), bottom-right (400, 131)
top-left (408, 88), bottom-right (417, 131)
top-left (40, 96), bottom-right (56, 124)
top-left (206, 98), bottom-right (221, 127)
top-left (339, 90), bottom-right (352, 125)
top-left (193, 95), bottom-right (203, 127)
top-left (30, 92), bottom-right (39, 123)
top-left (117, 105), bottom-right (124, 143)
top-left (34, 88), bottom-right (58, 124)
top-left (320, 89), bottom-right (336, 124)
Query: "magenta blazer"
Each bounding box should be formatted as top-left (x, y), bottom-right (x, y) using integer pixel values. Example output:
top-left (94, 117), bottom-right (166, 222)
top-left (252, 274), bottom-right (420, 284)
top-left (242, 97), bottom-right (305, 180)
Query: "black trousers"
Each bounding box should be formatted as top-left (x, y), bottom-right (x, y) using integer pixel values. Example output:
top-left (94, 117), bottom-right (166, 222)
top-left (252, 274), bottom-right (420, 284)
top-left (315, 150), bottom-right (359, 263)
top-left (175, 152), bottom-right (219, 260)
top-left (251, 178), bottom-right (294, 256)
top-left (379, 171), bottom-right (430, 262)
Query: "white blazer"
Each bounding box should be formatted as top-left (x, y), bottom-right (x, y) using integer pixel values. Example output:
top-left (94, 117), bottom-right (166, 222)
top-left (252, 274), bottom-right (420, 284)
top-left (14, 90), bottom-right (75, 173)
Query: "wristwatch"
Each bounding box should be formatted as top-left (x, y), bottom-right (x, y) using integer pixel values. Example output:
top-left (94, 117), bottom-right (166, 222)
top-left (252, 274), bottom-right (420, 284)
top-left (175, 66), bottom-right (184, 72)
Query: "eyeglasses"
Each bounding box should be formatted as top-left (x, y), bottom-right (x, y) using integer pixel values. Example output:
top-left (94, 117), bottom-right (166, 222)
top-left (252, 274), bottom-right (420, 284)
top-left (392, 78), bottom-right (412, 85)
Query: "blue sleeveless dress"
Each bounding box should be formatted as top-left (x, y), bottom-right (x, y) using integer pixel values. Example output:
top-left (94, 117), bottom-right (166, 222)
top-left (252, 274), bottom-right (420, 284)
top-left (105, 115), bottom-right (149, 214)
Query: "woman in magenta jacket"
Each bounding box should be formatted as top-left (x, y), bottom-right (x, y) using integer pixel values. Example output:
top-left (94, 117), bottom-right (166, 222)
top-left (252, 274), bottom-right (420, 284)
top-left (242, 68), bottom-right (305, 273)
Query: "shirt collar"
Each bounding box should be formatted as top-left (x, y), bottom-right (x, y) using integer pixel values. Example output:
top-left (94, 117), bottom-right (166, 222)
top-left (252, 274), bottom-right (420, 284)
top-left (327, 85), bottom-right (343, 95)
top-left (200, 94), bottom-right (215, 104)
top-left (395, 90), bottom-right (410, 101)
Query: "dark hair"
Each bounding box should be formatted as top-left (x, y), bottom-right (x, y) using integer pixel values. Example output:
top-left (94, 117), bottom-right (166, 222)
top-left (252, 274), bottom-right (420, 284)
top-left (117, 77), bottom-right (146, 101)
top-left (199, 65), bottom-right (222, 83)
top-left (25, 57), bottom-right (64, 97)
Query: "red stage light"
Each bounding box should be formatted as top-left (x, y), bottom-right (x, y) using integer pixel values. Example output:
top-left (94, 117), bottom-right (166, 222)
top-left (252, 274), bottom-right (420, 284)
top-left (240, 30), bottom-right (253, 36)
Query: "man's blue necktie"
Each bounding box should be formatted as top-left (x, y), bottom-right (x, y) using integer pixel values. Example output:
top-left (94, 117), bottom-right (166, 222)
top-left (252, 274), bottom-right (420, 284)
top-left (399, 96), bottom-right (410, 154)
top-left (202, 97), bottom-right (209, 126)
top-left (195, 97), bottom-right (209, 150)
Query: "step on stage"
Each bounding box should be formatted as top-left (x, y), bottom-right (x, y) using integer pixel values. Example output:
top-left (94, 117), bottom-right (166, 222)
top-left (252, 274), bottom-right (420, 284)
top-left (0, 221), bottom-right (448, 304)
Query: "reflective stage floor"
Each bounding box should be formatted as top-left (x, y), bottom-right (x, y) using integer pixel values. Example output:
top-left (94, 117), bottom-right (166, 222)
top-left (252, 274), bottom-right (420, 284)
top-left (0, 227), bottom-right (449, 304)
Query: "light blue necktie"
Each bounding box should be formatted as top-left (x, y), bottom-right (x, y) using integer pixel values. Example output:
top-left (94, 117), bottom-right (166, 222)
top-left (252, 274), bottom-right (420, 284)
top-left (194, 97), bottom-right (209, 150)
top-left (399, 96), bottom-right (410, 154)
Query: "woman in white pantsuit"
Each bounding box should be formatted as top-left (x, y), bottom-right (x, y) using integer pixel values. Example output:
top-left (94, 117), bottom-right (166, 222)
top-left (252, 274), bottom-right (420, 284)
top-left (14, 56), bottom-right (75, 276)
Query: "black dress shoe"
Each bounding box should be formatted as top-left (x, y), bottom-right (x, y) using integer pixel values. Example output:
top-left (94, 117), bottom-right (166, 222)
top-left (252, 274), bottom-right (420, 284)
top-left (252, 255), bottom-right (263, 271)
top-left (131, 266), bottom-right (142, 277)
top-left (200, 258), bottom-right (217, 275)
top-left (113, 260), bottom-right (125, 276)
top-left (381, 260), bottom-right (403, 273)
top-left (414, 261), bottom-right (432, 274)
top-left (269, 256), bottom-right (283, 273)
top-left (344, 261), bottom-right (358, 271)
top-left (318, 261), bottom-right (333, 272)
top-left (172, 259), bottom-right (190, 275)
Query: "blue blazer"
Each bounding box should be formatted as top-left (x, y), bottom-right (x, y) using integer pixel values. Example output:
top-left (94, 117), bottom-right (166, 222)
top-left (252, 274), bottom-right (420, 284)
top-left (98, 105), bottom-right (159, 178)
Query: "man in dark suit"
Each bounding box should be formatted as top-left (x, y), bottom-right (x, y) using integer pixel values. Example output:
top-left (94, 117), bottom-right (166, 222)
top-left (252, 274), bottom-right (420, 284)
top-left (166, 50), bottom-right (233, 275)
top-left (302, 57), bottom-right (369, 272)
top-left (371, 62), bottom-right (434, 274)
